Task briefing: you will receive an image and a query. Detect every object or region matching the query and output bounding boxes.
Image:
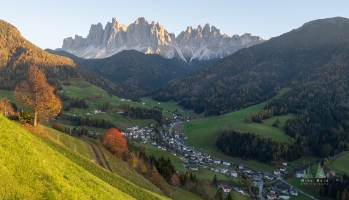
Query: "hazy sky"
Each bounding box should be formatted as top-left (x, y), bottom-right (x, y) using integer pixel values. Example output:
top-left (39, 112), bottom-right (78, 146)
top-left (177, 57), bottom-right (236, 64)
top-left (1, 0), bottom-right (348, 49)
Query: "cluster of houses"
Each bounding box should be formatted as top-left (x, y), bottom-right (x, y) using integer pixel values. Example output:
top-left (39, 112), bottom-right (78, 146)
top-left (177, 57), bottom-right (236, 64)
top-left (119, 98), bottom-right (131, 102)
top-left (273, 161), bottom-right (288, 176)
top-left (219, 183), bottom-right (244, 194)
top-left (121, 126), bottom-right (154, 142)
top-left (85, 110), bottom-right (105, 115)
top-left (267, 182), bottom-right (298, 199)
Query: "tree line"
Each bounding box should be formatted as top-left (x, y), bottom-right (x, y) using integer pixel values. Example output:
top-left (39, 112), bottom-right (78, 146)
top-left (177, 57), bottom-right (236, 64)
top-left (65, 98), bottom-right (89, 111)
top-left (120, 104), bottom-right (163, 124)
top-left (216, 130), bottom-right (303, 162)
top-left (58, 114), bottom-right (116, 129)
top-left (320, 174), bottom-right (349, 199)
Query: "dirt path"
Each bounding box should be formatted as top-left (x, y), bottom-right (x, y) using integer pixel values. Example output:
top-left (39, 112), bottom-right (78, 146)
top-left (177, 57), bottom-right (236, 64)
top-left (83, 140), bottom-right (110, 171)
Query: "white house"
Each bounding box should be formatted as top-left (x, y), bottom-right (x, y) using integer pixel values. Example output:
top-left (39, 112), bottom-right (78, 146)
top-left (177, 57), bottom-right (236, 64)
top-left (222, 185), bottom-right (232, 193)
top-left (274, 169), bottom-right (281, 175)
top-left (230, 170), bottom-right (238, 177)
top-left (296, 170), bottom-right (306, 178)
top-left (213, 159), bottom-right (221, 165)
top-left (290, 189), bottom-right (298, 196)
top-left (282, 161), bottom-right (287, 166)
top-left (189, 164), bottom-right (199, 171)
top-left (239, 165), bottom-right (244, 170)
top-left (280, 165), bottom-right (287, 172)
top-left (222, 161), bottom-right (231, 166)
top-left (220, 168), bottom-right (228, 174)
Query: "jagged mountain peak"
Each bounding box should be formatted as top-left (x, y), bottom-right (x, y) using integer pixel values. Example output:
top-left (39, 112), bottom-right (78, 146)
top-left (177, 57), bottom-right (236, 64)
top-left (134, 17), bottom-right (148, 25)
top-left (62, 17), bottom-right (264, 61)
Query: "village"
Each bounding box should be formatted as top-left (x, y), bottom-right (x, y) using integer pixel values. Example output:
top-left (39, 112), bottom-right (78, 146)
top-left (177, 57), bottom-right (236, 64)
top-left (119, 112), bottom-right (326, 200)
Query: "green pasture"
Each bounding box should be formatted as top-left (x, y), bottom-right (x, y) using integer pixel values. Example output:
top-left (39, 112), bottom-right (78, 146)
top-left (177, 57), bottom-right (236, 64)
top-left (0, 89), bottom-right (14, 101)
top-left (42, 126), bottom-right (94, 160)
top-left (327, 152), bottom-right (349, 175)
top-left (141, 97), bottom-right (181, 111)
top-left (183, 88), bottom-right (292, 152)
top-left (138, 142), bottom-right (185, 172)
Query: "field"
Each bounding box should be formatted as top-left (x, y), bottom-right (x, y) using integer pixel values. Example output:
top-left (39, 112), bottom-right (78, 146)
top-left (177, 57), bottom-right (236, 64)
top-left (0, 89), bottom-right (14, 101)
top-left (138, 142), bottom-right (185, 172)
top-left (0, 114), bottom-right (164, 199)
top-left (327, 152), bottom-right (349, 175)
top-left (42, 126), bottom-right (94, 160)
top-left (183, 88), bottom-right (292, 153)
top-left (141, 97), bottom-right (181, 111)
top-left (286, 178), bottom-right (319, 196)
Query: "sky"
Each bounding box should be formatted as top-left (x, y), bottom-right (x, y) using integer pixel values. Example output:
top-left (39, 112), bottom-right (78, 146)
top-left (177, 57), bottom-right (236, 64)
top-left (1, 0), bottom-right (349, 50)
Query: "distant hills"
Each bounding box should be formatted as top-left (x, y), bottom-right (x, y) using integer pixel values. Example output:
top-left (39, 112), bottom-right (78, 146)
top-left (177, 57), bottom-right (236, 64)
top-left (47, 49), bottom-right (218, 97)
top-left (0, 20), bottom-right (126, 96)
top-left (61, 17), bottom-right (264, 61)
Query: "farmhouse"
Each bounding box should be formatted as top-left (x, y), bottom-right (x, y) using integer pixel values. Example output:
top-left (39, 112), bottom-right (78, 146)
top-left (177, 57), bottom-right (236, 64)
top-left (213, 158), bottom-right (221, 165)
top-left (229, 170), bottom-right (238, 177)
top-left (274, 169), bottom-right (280, 175)
top-left (222, 185), bottom-right (232, 193)
top-left (296, 170), bottom-right (306, 178)
top-left (189, 164), bottom-right (199, 171)
top-left (280, 165), bottom-right (287, 172)
top-left (290, 189), bottom-right (298, 196)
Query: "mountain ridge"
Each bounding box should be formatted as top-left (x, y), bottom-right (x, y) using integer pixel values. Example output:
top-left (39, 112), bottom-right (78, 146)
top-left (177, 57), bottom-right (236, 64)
top-left (62, 17), bottom-right (264, 61)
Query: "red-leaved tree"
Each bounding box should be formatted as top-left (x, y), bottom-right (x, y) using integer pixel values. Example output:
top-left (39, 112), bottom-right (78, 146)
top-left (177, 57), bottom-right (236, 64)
top-left (103, 128), bottom-right (128, 158)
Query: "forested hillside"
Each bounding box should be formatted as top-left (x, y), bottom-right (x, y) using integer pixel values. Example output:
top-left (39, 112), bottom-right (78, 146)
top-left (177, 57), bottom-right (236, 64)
top-left (47, 49), bottom-right (218, 98)
top-left (152, 17), bottom-right (349, 159)
top-left (0, 20), bottom-right (126, 97)
top-left (152, 17), bottom-right (349, 116)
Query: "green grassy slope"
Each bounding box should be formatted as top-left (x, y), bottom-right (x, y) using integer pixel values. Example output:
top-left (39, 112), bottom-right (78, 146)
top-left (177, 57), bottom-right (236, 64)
top-left (0, 115), bottom-right (132, 199)
top-left (42, 126), bottom-right (94, 160)
top-left (183, 88), bottom-right (292, 152)
top-left (98, 143), bottom-right (164, 194)
top-left (60, 80), bottom-right (160, 129)
top-left (0, 115), bottom-right (168, 199)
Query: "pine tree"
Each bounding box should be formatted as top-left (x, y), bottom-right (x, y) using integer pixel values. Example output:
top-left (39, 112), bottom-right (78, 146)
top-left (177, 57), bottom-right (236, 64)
top-left (212, 174), bottom-right (218, 187)
top-left (214, 189), bottom-right (223, 200)
top-left (225, 191), bottom-right (233, 200)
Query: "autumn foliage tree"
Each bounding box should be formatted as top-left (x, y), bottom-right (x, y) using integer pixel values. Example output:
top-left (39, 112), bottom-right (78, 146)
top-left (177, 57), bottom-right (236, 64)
top-left (14, 66), bottom-right (61, 126)
top-left (0, 97), bottom-right (15, 116)
top-left (103, 128), bottom-right (128, 158)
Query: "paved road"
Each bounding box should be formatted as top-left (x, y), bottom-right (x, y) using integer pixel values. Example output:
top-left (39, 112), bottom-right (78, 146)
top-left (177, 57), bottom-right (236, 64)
top-left (83, 140), bottom-right (110, 171)
top-left (168, 122), bottom-right (187, 147)
top-left (258, 180), bottom-right (265, 200)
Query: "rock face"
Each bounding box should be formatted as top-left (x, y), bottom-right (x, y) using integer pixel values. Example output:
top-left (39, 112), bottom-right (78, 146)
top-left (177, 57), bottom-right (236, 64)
top-left (62, 17), bottom-right (264, 61)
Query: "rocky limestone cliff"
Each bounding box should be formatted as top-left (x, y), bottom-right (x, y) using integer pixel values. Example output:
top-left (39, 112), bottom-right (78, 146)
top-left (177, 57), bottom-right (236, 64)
top-left (62, 17), bottom-right (264, 61)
